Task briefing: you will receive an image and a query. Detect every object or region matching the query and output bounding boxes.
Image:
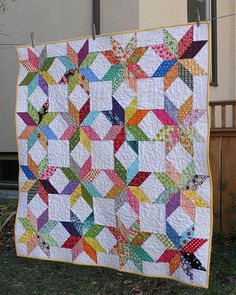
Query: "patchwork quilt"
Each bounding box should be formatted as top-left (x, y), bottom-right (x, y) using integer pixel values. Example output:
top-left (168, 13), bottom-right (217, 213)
top-left (15, 23), bottom-right (212, 288)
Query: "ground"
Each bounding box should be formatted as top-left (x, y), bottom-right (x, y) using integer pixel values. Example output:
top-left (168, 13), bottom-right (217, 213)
top-left (0, 202), bottom-right (236, 295)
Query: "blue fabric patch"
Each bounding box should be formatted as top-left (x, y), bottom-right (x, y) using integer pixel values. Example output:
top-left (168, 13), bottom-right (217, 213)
top-left (152, 60), bottom-right (176, 77)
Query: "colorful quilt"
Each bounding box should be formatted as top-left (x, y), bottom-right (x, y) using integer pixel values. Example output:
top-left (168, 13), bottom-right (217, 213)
top-left (15, 23), bottom-right (212, 288)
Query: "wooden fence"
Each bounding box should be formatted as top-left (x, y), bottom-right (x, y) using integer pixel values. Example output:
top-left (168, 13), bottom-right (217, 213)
top-left (209, 100), bottom-right (236, 234)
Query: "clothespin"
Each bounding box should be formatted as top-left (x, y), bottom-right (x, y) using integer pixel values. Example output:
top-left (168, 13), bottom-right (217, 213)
top-left (196, 9), bottom-right (201, 27)
top-left (30, 32), bottom-right (34, 48)
top-left (92, 23), bottom-right (96, 40)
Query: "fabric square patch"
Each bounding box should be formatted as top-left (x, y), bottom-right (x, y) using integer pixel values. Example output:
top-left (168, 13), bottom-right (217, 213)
top-left (91, 141), bottom-right (114, 169)
top-left (90, 81), bottom-right (112, 111)
top-left (48, 194), bottom-right (70, 221)
top-left (15, 23), bottom-right (211, 288)
top-left (140, 203), bottom-right (166, 234)
top-left (94, 198), bottom-right (116, 226)
top-left (48, 140), bottom-right (70, 167)
top-left (139, 141), bottom-right (165, 172)
top-left (137, 78), bottom-right (164, 109)
top-left (49, 84), bottom-right (68, 112)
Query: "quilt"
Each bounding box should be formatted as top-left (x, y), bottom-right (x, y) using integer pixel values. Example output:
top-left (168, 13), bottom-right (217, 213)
top-left (15, 23), bottom-right (212, 288)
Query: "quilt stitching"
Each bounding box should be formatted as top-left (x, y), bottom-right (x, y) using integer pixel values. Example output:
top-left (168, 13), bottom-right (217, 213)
top-left (15, 24), bottom-right (211, 287)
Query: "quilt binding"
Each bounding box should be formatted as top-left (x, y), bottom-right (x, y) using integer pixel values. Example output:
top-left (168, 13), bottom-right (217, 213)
top-left (14, 21), bottom-right (213, 289)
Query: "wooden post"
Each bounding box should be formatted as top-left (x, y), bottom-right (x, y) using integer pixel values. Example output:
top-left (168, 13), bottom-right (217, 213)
top-left (221, 105), bottom-right (226, 128)
top-left (211, 105), bottom-right (215, 128)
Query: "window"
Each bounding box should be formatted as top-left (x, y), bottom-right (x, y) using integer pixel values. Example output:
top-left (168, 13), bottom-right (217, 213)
top-left (0, 153), bottom-right (18, 189)
top-left (187, 0), bottom-right (218, 86)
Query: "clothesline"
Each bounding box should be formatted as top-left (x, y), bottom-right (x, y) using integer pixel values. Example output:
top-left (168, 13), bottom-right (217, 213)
top-left (0, 12), bottom-right (235, 47)
top-left (211, 12), bottom-right (236, 20)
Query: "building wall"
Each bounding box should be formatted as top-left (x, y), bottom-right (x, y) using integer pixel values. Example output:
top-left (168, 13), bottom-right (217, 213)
top-left (0, 0), bottom-right (235, 152)
top-left (0, 0), bottom-right (139, 152)
top-left (235, 0), bottom-right (236, 101)
top-left (100, 0), bottom-right (139, 34)
top-left (139, 0), bottom-right (187, 28)
top-left (211, 0), bottom-right (236, 127)
top-left (210, 0), bottom-right (235, 101)
top-left (139, 0), bottom-right (236, 127)
top-left (0, 0), bottom-right (91, 152)
top-left (139, 0), bottom-right (235, 101)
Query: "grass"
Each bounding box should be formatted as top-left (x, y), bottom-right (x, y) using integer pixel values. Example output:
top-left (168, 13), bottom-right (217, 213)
top-left (0, 202), bottom-right (236, 295)
top-left (0, 201), bottom-right (16, 230)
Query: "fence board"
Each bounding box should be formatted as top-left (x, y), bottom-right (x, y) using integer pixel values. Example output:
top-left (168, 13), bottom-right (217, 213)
top-left (222, 136), bottom-right (236, 234)
top-left (209, 133), bottom-right (236, 234)
top-left (209, 100), bottom-right (236, 234)
top-left (209, 136), bottom-right (221, 233)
